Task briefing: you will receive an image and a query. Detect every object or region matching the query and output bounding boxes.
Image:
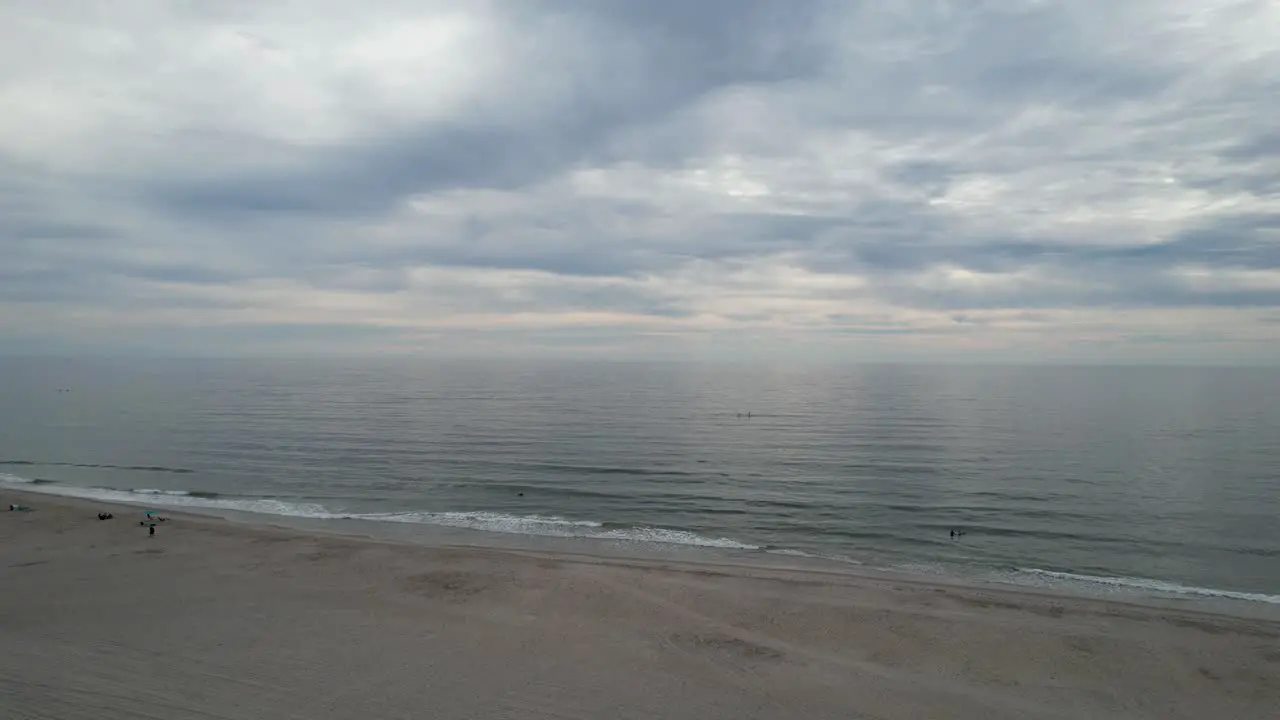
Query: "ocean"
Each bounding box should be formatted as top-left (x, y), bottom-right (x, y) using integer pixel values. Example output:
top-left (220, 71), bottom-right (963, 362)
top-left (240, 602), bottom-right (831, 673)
top-left (3, 357), bottom-right (1278, 605)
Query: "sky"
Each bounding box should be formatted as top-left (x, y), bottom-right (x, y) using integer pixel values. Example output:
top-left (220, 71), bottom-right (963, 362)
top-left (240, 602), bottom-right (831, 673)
top-left (2, 0), bottom-right (1278, 363)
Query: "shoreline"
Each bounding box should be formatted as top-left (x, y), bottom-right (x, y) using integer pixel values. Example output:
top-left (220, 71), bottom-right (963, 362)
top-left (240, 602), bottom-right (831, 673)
top-left (5, 483), bottom-right (1279, 618)
top-left (8, 488), bottom-right (1280, 624)
top-left (5, 488), bottom-right (1279, 719)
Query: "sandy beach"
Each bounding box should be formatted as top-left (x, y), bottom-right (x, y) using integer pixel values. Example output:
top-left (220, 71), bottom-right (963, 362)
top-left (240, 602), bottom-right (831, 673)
top-left (3, 490), bottom-right (1277, 719)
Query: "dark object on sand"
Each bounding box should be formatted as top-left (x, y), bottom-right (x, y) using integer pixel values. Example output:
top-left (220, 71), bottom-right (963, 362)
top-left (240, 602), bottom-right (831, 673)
top-left (97, 512), bottom-right (114, 520)
top-left (149, 525), bottom-right (155, 536)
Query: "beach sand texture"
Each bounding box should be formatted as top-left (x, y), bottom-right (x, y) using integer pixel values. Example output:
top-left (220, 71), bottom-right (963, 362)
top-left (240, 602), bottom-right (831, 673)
top-left (3, 492), bottom-right (1277, 719)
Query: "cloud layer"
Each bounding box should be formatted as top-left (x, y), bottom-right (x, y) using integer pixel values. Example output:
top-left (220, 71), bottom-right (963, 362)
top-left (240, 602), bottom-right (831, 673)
top-left (2, 0), bottom-right (1278, 361)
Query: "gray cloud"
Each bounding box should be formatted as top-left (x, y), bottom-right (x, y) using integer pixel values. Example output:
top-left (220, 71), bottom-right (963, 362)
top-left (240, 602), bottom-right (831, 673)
top-left (146, 1), bottom-right (833, 222)
top-left (1, 0), bottom-right (1278, 360)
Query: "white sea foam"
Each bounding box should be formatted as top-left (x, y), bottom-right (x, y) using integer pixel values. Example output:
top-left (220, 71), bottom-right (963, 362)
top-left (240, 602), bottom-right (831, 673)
top-left (890, 562), bottom-right (949, 576)
top-left (359, 510), bottom-right (600, 528)
top-left (591, 526), bottom-right (756, 549)
top-left (1011, 568), bottom-right (1280, 605)
top-left (764, 548), bottom-right (863, 565)
top-left (764, 548), bottom-right (810, 557)
top-left (351, 510), bottom-right (756, 549)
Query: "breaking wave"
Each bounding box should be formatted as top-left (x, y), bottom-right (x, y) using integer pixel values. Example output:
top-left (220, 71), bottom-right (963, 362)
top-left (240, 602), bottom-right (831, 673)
top-left (0, 460), bottom-right (195, 474)
top-left (0, 474), bottom-right (756, 550)
top-left (1008, 567), bottom-right (1280, 605)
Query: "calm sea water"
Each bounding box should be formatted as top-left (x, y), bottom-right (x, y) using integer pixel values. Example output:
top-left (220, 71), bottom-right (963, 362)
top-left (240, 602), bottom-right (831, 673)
top-left (2, 358), bottom-right (1278, 603)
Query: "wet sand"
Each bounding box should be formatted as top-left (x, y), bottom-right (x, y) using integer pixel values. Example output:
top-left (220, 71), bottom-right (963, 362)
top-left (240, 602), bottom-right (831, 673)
top-left (3, 490), bottom-right (1278, 719)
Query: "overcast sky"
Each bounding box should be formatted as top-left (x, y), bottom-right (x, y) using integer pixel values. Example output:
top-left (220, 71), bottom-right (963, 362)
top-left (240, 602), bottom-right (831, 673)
top-left (2, 1), bottom-right (1277, 363)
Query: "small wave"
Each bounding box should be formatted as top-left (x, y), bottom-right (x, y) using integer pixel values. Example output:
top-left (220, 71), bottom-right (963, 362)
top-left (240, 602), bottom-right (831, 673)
top-left (0, 474), bottom-right (755, 551)
top-left (359, 510), bottom-right (603, 531)
top-left (1012, 568), bottom-right (1280, 605)
top-left (517, 462), bottom-right (697, 478)
top-left (0, 460), bottom-right (195, 475)
top-left (348, 510), bottom-right (757, 549)
top-left (0, 475), bottom-right (329, 517)
top-left (127, 489), bottom-right (220, 499)
top-left (763, 548), bottom-right (863, 565)
top-left (890, 562), bottom-right (950, 576)
top-left (594, 526), bottom-right (756, 549)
